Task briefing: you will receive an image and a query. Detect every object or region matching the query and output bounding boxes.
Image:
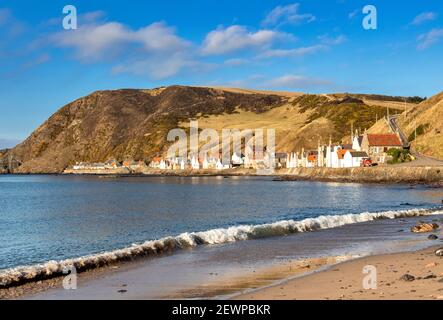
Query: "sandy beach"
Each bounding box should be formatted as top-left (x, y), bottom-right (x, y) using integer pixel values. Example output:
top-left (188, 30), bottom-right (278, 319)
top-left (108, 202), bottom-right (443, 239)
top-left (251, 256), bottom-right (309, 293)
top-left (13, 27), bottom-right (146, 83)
top-left (236, 246), bottom-right (443, 300)
top-left (4, 243), bottom-right (442, 300)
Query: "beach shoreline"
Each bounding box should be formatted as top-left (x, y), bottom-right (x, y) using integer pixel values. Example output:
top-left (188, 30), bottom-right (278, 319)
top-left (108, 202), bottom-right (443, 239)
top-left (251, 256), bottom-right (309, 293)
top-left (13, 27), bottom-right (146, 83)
top-left (4, 243), bottom-right (443, 300)
top-left (234, 245), bottom-right (443, 300)
top-left (1, 212), bottom-right (442, 300)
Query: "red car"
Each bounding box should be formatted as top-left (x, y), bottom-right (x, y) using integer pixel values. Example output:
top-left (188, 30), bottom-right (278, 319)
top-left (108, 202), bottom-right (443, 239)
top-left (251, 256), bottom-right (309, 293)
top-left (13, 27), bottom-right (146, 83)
top-left (361, 158), bottom-right (374, 167)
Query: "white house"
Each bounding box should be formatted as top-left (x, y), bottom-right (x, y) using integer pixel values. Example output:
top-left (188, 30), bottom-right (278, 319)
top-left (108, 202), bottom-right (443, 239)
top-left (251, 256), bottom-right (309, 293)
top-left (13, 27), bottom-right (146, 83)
top-left (352, 135), bottom-right (363, 151)
top-left (231, 153), bottom-right (243, 166)
top-left (191, 156), bottom-right (200, 170)
top-left (343, 151), bottom-right (369, 168)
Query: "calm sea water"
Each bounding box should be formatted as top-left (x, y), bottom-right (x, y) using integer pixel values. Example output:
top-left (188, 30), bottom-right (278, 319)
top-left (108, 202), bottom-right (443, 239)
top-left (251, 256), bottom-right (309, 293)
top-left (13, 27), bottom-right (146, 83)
top-left (0, 175), bottom-right (441, 271)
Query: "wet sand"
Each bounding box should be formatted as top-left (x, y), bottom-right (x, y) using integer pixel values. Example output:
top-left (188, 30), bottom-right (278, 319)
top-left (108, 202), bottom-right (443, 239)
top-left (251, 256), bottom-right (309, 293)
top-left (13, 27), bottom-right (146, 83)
top-left (236, 246), bottom-right (443, 300)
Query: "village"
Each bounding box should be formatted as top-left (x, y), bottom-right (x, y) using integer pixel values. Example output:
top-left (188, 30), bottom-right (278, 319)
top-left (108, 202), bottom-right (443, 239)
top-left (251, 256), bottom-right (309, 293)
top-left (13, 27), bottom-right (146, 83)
top-left (68, 127), bottom-right (407, 174)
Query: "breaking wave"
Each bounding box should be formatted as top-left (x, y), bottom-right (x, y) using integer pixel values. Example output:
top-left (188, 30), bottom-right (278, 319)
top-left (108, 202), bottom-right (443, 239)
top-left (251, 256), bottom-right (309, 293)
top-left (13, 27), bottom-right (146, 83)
top-left (1, 207), bottom-right (442, 288)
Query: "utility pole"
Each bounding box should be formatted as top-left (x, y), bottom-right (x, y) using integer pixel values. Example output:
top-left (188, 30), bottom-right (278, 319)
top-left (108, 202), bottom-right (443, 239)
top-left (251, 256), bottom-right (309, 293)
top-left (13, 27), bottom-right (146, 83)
top-left (351, 121), bottom-right (354, 142)
top-left (8, 153), bottom-right (12, 173)
top-left (404, 97), bottom-right (407, 116)
top-left (414, 119), bottom-right (417, 153)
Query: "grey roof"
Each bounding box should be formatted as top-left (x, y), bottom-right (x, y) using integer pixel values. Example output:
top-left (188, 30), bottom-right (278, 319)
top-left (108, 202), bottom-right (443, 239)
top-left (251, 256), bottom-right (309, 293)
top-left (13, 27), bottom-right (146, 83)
top-left (349, 151), bottom-right (369, 158)
top-left (275, 153), bottom-right (288, 159)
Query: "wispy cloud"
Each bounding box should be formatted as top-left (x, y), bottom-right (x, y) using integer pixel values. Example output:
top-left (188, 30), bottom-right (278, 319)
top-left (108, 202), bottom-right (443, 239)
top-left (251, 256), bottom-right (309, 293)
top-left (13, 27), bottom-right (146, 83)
top-left (257, 33), bottom-right (345, 60)
top-left (0, 7), bottom-right (26, 37)
top-left (348, 9), bottom-right (359, 20)
top-left (48, 14), bottom-right (198, 79)
top-left (22, 53), bottom-right (51, 69)
top-left (410, 12), bottom-right (438, 26)
top-left (201, 25), bottom-right (292, 55)
top-left (224, 58), bottom-right (249, 66)
top-left (262, 3), bottom-right (315, 27)
top-left (51, 21), bottom-right (190, 61)
top-left (258, 45), bottom-right (327, 59)
top-left (318, 34), bottom-right (347, 45)
top-left (417, 28), bottom-right (443, 49)
top-left (262, 74), bottom-right (332, 89)
top-left (215, 74), bottom-right (333, 91)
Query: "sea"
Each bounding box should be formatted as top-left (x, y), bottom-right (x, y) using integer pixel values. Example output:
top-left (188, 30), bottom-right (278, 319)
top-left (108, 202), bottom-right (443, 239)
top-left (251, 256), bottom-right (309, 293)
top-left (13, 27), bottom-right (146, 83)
top-left (1, 174), bottom-right (442, 297)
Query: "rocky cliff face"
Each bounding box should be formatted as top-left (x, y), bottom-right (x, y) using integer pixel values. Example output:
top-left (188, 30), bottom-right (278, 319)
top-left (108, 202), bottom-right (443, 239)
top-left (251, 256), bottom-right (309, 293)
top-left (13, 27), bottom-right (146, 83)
top-left (4, 86), bottom-right (286, 173)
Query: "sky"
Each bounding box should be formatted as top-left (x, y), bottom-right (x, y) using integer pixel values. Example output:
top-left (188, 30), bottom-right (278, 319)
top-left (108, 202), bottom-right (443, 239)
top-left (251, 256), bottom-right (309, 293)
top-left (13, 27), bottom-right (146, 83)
top-left (0, 0), bottom-right (442, 145)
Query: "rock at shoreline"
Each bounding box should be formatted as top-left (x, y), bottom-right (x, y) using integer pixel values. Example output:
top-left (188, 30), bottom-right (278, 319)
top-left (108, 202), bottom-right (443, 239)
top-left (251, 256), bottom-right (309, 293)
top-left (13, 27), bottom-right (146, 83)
top-left (411, 222), bottom-right (439, 233)
top-left (400, 274), bottom-right (415, 282)
top-left (428, 234), bottom-right (439, 240)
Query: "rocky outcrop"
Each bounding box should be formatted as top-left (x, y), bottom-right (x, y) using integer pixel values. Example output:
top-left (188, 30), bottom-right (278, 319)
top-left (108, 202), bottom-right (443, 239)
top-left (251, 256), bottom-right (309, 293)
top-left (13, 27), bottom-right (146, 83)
top-left (411, 223), bottom-right (439, 233)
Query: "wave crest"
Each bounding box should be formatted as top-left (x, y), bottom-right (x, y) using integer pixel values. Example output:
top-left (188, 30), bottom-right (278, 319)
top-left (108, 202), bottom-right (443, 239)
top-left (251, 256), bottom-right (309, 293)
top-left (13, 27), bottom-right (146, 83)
top-left (1, 207), bottom-right (441, 288)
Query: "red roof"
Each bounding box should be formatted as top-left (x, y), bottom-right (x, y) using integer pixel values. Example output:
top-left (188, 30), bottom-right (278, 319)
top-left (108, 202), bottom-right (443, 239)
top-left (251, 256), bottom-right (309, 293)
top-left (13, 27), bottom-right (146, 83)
top-left (307, 154), bottom-right (317, 162)
top-left (337, 149), bottom-right (348, 160)
top-left (367, 134), bottom-right (402, 147)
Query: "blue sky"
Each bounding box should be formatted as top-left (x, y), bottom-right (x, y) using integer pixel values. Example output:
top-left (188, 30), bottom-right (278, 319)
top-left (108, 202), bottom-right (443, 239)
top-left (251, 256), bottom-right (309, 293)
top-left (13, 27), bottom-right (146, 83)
top-left (0, 0), bottom-right (442, 144)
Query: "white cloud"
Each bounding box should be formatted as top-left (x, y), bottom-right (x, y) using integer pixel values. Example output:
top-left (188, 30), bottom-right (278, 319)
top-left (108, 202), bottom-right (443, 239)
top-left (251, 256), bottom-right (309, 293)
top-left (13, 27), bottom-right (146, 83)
top-left (417, 28), bottom-right (443, 49)
top-left (0, 8), bottom-right (26, 37)
top-left (215, 74), bottom-right (333, 90)
top-left (263, 74), bottom-right (331, 89)
top-left (201, 25), bottom-right (291, 55)
top-left (318, 34), bottom-right (347, 45)
top-left (410, 12), bottom-right (438, 26)
top-left (52, 22), bottom-right (130, 60)
top-left (112, 53), bottom-right (212, 80)
top-left (348, 9), bottom-right (359, 20)
top-left (224, 58), bottom-right (249, 66)
top-left (50, 18), bottom-right (194, 78)
top-left (22, 53), bottom-right (51, 69)
top-left (52, 21), bottom-right (190, 61)
top-left (258, 45), bottom-right (327, 59)
top-left (262, 3), bottom-right (315, 27)
top-left (133, 22), bottom-right (190, 52)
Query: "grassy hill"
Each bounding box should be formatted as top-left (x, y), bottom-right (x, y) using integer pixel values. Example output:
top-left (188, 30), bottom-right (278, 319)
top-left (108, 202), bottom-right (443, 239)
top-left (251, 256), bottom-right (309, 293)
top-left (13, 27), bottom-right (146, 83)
top-left (1, 86), bottom-right (422, 173)
top-left (398, 91), bottom-right (443, 159)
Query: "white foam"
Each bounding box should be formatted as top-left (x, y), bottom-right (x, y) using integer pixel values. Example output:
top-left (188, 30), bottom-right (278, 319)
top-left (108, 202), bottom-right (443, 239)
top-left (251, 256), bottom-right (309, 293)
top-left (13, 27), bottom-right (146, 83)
top-left (1, 207), bottom-right (442, 288)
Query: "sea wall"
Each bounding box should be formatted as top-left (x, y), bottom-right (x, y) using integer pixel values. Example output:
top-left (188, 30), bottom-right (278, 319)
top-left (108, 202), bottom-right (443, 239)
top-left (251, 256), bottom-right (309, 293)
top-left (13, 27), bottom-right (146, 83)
top-left (278, 166), bottom-right (443, 183)
top-left (62, 165), bottom-right (443, 183)
top-left (63, 167), bottom-right (131, 175)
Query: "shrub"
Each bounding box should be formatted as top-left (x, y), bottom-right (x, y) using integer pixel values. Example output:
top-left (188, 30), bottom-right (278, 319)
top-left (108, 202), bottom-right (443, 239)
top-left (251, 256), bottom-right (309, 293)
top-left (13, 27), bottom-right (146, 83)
top-left (387, 148), bottom-right (411, 164)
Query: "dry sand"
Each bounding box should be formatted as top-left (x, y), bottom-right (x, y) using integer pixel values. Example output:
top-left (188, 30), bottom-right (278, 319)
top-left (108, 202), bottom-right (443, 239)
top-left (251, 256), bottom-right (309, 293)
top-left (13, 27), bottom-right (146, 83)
top-left (235, 246), bottom-right (443, 300)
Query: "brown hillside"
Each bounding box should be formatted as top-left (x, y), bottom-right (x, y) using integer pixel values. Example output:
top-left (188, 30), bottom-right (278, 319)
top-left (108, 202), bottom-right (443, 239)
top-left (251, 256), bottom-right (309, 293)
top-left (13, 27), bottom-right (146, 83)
top-left (397, 91), bottom-right (443, 159)
top-left (3, 86), bottom-right (416, 173)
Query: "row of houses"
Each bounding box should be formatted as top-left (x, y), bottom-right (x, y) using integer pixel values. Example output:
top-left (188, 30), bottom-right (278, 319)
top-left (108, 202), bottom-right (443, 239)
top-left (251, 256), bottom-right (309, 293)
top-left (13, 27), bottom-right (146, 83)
top-left (70, 131), bottom-right (404, 172)
top-left (72, 159), bottom-right (147, 171)
top-left (285, 132), bottom-right (403, 169)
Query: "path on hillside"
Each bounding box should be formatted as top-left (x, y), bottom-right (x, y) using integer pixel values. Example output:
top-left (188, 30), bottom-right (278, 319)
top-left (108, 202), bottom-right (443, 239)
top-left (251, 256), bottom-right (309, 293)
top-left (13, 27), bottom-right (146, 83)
top-left (387, 115), bottom-right (409, 147)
